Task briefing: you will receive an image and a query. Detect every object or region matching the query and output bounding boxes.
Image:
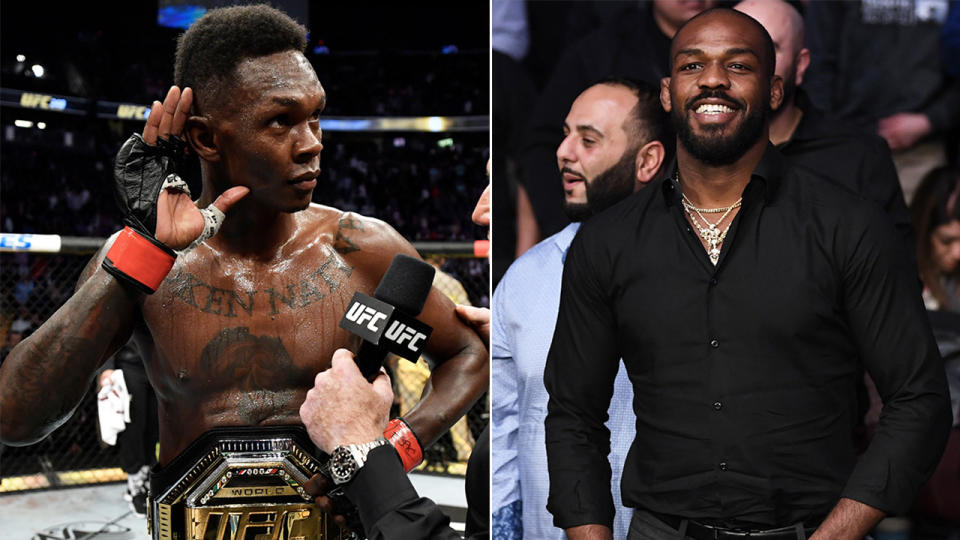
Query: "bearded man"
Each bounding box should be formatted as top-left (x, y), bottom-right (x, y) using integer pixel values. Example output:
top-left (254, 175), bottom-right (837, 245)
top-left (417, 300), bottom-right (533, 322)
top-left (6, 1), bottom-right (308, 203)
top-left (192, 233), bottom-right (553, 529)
top-left (492, 78), bottom-right (668, 540)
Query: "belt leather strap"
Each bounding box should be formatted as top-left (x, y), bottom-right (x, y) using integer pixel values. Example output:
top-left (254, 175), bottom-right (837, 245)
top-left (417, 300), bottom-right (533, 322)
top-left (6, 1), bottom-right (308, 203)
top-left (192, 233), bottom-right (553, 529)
top-left (650, 511), bottom-right (816, 540)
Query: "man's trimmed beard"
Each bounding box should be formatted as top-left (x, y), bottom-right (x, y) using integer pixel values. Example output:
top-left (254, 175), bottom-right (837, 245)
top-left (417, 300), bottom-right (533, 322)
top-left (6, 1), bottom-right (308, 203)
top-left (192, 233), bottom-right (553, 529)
top-left (562, 145), bottom-right (638, 222)
top-left (672, 92), bottom-right (768, 166)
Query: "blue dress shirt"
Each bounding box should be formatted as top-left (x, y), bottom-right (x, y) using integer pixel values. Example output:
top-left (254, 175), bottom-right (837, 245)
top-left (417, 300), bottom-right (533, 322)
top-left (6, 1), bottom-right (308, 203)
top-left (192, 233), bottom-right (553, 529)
top-left (492, 223), bottom-right (636, 539)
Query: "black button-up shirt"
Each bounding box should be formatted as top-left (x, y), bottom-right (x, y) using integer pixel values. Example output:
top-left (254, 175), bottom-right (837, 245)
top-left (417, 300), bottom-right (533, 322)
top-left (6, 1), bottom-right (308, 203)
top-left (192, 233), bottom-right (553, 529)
top-left (543, 146), bottom-right (951, 530)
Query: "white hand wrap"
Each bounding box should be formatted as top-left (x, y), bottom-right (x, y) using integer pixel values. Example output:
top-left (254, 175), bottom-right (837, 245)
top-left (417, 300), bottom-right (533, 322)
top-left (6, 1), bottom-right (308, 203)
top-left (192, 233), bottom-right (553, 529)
top-left (161, 173), bottom-right (190, 194)
top-left (184, 205), bottom-right (226, 252)
top-left (161, 174), bottom-right (226, 253)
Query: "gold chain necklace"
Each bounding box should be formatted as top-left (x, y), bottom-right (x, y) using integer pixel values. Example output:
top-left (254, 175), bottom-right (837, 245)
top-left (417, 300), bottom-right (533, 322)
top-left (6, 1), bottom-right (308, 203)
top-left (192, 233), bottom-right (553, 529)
top-left (676, 171), bottom-right (742, 265)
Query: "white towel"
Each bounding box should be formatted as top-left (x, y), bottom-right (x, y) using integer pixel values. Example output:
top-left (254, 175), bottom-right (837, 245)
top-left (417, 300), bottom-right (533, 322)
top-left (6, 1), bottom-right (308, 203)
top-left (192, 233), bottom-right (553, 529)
top-left (97, 369), bottom-right (131, 445)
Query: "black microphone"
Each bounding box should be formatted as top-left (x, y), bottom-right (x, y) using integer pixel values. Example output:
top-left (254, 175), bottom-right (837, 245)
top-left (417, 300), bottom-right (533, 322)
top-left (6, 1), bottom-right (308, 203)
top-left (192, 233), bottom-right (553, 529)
top-left (339, 253), bottom-right (436, 380)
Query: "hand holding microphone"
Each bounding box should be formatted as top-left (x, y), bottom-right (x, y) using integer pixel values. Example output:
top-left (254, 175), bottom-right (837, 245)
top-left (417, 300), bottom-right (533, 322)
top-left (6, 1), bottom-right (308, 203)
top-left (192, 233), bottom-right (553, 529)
top-left (299, 349), bottom-right (393, 454)
top-left (301, 254), bottom-right (438, 532)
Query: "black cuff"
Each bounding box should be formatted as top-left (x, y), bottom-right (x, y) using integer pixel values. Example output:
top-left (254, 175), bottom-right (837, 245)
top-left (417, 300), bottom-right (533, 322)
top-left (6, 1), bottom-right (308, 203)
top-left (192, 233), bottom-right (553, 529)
top-left (342, 445), bottom-right (419, 527)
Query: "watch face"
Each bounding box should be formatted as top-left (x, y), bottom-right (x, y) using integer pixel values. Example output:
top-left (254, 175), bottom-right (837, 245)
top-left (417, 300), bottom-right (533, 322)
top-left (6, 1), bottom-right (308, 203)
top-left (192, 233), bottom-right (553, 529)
top-left (330, 447), bottom-right (358, 484)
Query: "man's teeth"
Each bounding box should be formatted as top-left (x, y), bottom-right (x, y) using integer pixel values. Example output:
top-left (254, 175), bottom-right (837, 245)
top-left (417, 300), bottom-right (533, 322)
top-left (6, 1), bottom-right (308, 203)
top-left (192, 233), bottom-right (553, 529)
top-left (696, 103), bottom-right (734, 114)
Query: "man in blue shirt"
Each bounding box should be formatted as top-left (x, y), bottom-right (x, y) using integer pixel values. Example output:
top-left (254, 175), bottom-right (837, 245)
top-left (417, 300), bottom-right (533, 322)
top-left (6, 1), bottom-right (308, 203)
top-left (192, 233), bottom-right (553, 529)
top-left (491, 78), bottom-right (669, 539)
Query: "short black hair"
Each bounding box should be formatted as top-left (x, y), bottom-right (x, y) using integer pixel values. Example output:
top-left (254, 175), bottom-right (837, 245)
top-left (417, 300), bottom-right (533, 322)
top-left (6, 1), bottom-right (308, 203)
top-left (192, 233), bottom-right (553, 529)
top-left (593, 76), bottom-right (669, 148)
top-left (174, 4), bottom-right (308, 113)
top-left (672, 7), bottom-right (777, 79)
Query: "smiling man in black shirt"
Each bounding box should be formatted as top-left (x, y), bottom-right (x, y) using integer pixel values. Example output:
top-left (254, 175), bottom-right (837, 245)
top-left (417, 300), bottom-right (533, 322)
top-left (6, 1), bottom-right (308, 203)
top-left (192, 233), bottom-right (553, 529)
top-left (543, 8), bottom-right (951, 540)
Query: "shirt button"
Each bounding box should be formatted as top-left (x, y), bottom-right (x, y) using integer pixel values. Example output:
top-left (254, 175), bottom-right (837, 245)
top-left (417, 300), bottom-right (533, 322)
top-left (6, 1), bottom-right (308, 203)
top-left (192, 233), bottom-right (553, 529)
top-left (710, 278), bottom-right (718, 286)
top-left (713, 401), bottom-right (723, 411)
top-left (719, 462), bottom-right (728, 471)
top-left (710, 339), bottom-right (719, 348)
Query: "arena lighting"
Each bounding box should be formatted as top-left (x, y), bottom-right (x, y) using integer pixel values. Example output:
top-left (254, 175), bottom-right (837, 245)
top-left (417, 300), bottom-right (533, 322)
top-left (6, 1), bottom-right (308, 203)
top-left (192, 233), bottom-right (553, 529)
top-left (31, 64), bottom-right (44, 77)
top-left (14, 120), bottom-right (33, 128)
top-left (16, 54), bottom-right (25, 62)
top-left (37, 122), bottom-right (46, 130)
top-left (427, 116), bottom-right (444, 132)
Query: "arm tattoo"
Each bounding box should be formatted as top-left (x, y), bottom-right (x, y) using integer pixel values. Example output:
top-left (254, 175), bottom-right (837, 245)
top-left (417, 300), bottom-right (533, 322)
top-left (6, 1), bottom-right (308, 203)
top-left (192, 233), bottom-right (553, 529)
top-left (0, 273), bottom-right (133, 443)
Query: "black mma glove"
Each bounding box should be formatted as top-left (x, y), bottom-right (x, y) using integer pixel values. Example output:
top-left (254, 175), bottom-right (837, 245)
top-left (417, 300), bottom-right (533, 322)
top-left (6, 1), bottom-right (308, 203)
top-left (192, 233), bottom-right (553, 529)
top-left (102, 134), bottom-right (223, 294)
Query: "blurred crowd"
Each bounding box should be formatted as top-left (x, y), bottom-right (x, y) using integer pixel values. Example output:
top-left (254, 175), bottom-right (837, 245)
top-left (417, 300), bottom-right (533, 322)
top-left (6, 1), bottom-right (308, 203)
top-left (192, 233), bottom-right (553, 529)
top-left (492, 0), bottom-right (959, 538)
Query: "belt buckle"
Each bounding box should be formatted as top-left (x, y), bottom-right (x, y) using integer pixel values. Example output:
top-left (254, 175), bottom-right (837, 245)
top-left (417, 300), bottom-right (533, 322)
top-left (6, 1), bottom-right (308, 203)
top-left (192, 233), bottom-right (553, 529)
top-left (150, 428), bottom-right (338, 540)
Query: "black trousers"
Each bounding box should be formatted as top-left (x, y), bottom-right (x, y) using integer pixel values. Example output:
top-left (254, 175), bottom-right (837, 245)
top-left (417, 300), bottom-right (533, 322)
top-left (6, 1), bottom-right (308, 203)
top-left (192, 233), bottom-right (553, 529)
top-left (115, 358), bottom-right (158, 474)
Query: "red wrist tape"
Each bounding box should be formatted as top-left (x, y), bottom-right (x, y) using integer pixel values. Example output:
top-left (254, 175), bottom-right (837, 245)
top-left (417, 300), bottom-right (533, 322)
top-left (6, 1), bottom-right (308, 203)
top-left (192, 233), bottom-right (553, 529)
top-left (473, 240), bottom-right (489, 258)
top-left (103, 226), bottom-right (176, 294)
top-left (384, 418), bottom-right (423, 472)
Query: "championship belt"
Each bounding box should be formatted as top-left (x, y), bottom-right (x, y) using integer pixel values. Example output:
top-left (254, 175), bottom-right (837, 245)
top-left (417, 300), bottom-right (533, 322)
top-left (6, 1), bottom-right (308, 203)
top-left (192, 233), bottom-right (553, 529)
top-left (149, 426), bottom-right (343, 540)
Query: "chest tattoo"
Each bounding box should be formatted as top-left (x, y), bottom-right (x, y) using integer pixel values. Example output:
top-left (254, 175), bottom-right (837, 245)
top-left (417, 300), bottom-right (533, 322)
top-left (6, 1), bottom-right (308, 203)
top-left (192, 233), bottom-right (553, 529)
top-left (165, 254), bottom-right (353, 317)
top-left (198, 327), bottom-right (313, 422)
top-left (200, 327), bottom-right (310, 388)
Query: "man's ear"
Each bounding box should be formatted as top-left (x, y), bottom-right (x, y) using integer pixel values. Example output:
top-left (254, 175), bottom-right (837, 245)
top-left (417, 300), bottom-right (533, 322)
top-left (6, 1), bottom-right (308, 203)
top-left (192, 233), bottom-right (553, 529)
top-left (635, 140), bottom-right (666, 188)
top-left (769, 74), bottom-right (784, 112)
top-left (184, 116), bottom-right (219, 162)
top-left (795, 48), bottom-right (811, 86)
top-left (660, 77), bottom-right (673, 113)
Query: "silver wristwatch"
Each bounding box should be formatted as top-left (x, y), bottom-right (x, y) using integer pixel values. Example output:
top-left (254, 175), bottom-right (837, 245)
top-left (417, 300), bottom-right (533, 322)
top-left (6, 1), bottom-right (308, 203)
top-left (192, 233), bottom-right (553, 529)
top-left (328, 436), bottom-right (390, 485)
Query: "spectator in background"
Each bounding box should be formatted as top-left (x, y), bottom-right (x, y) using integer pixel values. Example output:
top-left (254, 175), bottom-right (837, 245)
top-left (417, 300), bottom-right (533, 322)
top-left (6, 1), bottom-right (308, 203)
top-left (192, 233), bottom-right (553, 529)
top-left (735, 0), bottom-right (913, 254)
top-left (519, 0), bottom-right (712, 242)
top-left (0, 323), bottom-right (29, 362)
top-left (944, 0), bottom-right (960, 78)
top-left (493, 79), bottom-right (667, 540)
top-left (492, 0), bottom-right (537, 286)
top-left (97, 343), bottom-right (158, 518)
top-left (804, 0), bottom-right (960, 202)
top-left (911, 166), bottom-right (960, 312)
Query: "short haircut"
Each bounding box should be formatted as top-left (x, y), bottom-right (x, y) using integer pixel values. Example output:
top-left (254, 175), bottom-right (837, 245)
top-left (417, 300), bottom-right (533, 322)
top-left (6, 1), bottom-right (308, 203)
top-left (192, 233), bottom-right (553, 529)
top-left (672, 8), bottom-right (777, 79)
top-left (174, 4), bottom-right (308, 113)
top-left (593, 76), bottom-right (668, 149)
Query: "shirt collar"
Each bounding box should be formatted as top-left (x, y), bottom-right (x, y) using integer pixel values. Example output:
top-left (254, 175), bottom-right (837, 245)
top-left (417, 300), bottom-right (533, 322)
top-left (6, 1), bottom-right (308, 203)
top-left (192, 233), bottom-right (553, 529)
top-left (556, 222), bottom-right (581, 263)
top-left (659, 143), bottom-right (784, 206)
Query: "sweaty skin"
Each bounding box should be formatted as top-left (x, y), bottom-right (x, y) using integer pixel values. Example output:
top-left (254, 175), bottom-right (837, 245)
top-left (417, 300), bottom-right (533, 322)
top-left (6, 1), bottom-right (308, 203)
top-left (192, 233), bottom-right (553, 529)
top-left (122, 207), bottom-right (484, 464)
top-left (0, 51), bottom-right (488, 466)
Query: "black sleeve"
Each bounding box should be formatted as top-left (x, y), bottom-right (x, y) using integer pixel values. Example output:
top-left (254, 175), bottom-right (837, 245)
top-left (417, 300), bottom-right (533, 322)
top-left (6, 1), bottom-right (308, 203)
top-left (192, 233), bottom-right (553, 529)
top-left (919, 77), bottom-right (960, 135)
top-left (464, 425), bottom-right (489, 539)
top-left (858, 135), bottom-right (915, 262)
top-left (343, 446), bottom-right (461, 540)
top-left (543, 228), bottom-right (621, 530)
top-left (836, 203), bottom-right (953, 513)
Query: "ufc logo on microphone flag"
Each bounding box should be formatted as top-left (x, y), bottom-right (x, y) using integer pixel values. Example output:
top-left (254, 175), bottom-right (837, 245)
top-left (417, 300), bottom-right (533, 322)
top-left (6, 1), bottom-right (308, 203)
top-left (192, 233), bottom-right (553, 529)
top-left (339, 292), bottom-right (433, 361)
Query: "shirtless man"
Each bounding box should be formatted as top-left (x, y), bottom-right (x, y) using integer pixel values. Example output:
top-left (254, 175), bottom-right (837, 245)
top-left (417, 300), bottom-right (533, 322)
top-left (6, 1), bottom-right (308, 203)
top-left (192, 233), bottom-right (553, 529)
top-left (0, 5), bottom-right (487, 538)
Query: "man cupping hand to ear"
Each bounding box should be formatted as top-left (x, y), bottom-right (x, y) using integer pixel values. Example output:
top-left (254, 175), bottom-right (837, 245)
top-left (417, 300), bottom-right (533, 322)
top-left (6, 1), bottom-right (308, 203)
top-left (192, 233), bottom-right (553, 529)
top-left (104, 86), bottom-right (249, 294)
